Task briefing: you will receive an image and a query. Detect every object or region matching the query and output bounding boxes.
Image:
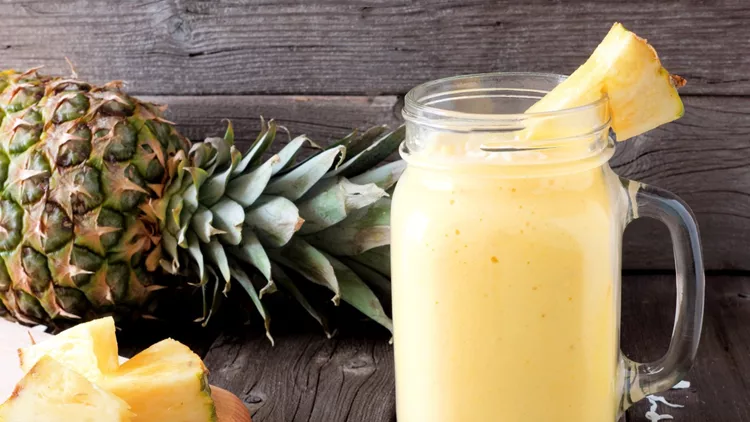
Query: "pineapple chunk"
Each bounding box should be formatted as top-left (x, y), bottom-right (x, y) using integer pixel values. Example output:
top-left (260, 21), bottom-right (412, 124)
top-left (0, 356), bottom-right (132, 422)
top-left (18, 317), bottom-right (119, 383)
top-left (101, 339), bottom-right (217, 422)
top-left (526, 22), bottom-right (685, 141)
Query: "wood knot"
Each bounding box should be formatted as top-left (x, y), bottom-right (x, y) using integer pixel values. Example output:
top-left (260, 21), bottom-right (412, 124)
top-left (344, 358), bottom-right (375, 375)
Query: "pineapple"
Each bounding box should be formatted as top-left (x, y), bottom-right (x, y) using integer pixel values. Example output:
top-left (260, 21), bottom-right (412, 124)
top-left (0, 67), bottom-right (402, 337)
top-left (0, 356), bottom-right (133, 422)
top-left (18, 316), bottom-right (118, 383)
top-left (100, 339), bottom-right (216, 422)
top-left (526, 22), bottom-right (685, 141)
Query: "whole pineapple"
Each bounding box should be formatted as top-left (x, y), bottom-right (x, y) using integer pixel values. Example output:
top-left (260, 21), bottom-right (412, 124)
top-left (0, 68), bottom-right (403, 339)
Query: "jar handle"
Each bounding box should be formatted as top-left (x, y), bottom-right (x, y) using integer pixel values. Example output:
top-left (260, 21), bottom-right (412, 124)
top-left (619, 179), bottom-right (705, 411)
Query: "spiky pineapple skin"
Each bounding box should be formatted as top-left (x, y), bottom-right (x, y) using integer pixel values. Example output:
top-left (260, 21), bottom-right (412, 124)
top-left (0, 69), bottom-right (188, 324)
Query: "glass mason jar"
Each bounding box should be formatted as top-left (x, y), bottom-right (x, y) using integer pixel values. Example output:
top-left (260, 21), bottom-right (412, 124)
top-left (391, 73), bottom-right (705, 422)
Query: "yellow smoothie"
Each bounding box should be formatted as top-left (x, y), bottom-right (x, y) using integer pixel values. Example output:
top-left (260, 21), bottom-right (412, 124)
top-left (391, 141), bottom-right (628, 421)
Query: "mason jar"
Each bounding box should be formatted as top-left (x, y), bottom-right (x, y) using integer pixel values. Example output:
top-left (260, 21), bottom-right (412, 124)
top-left (391, 72), bottom-right (705, 422)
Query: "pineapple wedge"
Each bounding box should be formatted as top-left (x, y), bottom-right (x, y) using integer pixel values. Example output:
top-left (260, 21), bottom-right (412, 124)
top-left (101, 339), bottom-right (217, 422)
top-left (18, 317), bottom-right (119, 383)
top-left (0, 356), bottom-right (132, 422)
top-left (526, 22), bottom-right (685, 141)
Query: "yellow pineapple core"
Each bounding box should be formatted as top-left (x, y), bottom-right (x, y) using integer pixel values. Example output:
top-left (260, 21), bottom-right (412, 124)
top-left (101, 338), bottom-right (217, 422)
top-left (18, 316), bottom-right (119, 383)
top-left (526, 22), bottom-right (685, 142)
top-left (0, 356), bottom-right (132, 422)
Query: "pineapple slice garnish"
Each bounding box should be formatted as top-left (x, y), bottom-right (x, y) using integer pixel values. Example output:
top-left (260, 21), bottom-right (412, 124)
top-left (100, 339), bottom-right (218, 422)
top-left (0, 356), bottom-right (133, 422)
top-left (525, 22), bottom-right (685, 142)
top-left (18, 316), bottom-right (119, 383)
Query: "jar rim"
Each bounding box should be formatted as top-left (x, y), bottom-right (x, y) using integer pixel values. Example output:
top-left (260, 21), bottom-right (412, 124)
top-left (402, 72), bottom-right (609, 130)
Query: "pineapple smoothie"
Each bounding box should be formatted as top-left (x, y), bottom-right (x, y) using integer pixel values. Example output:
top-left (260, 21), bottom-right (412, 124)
top-left (391, 139), bottom-right (627, 421)
top-left (392, 23), bottom-right (701, 422)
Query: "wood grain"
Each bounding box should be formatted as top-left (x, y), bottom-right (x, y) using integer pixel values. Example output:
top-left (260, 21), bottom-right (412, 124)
top-left (622, 275), bottom-right (750, 421)
top-left (0, 1), bottom-right (747, 96)
top-left (204, 328), bottom-right (395, 422)
top-left (202, 275), bottom-right (750, 422)
top-left (150, 94), bottom-right (750, 271)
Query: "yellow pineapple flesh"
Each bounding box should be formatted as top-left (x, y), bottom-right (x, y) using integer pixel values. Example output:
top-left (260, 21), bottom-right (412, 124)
top-left (526, 22), bottom-right (685, 141)
top-left (18, 317), bottom-right (119, 383)
top-left (101, 339), bottom-right (217, 422)
top-left (0, 356), bottom-right (132, 422)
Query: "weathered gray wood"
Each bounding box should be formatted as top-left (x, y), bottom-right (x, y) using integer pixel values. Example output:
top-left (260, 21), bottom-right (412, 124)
top-left (614, 96), bottom-right (750, 271)
top-left (148, 95), bottom-right (401, 146)
top-left (153, 94), bottom-right (750, 271)
top-left (202, 275), bottom-right (750, 421)
top-left (1, 1), bottom-right (747, 95)
top-left (623, 275), bottom-right (750, 421)
top-left (204, 329), bottom-right (395, 422)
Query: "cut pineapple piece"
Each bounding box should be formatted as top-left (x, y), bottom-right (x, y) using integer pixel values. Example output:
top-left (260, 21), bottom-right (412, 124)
top-left (101, 339), bottom-right (217, 422)
top-left (0, 356), bottom-right (132, 422)
top-left (18, 317), bottom-right (119, 383)
top-left (526, 22), bottom-right (685, 141)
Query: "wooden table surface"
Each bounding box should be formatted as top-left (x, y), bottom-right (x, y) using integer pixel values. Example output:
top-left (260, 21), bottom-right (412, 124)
top-left (116, 274), bottom-right (750, 421)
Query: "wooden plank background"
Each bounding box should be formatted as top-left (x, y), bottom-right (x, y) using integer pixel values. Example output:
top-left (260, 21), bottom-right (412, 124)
top-left (1, 0), bottom-right (749, 271)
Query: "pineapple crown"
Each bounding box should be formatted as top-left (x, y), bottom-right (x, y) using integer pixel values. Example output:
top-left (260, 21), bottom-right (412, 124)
top-left (153, 120), bottom-right (405, 341)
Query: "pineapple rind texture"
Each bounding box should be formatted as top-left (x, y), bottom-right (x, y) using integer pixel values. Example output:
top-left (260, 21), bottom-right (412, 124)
top-left (0, 68), bottom-right (403, 337)
top-left (0, 356), bottom-right (133, 422)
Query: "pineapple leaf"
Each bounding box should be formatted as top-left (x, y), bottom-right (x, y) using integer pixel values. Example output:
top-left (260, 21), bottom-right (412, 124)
top-left (350, 160), bottom-right (407, 191)
top-left (209, 198), bottom-right (244, 246)
top-left (160, 231), bottom-right (179, 274)
top-left (348, 245), bottom-right (391, 277)
top-left (339, 257), bottom-right (391, 302)
top-left (198, 146), bottom-right (241, 206)
top-left (228, 228), bottom-right (272, 286)
top-left (304, 198), bottom-right (391, 256)
top-left (272, 263), bottom-right (333, 338)
top-left (326, 129), bottom-right (358, 150)
top-left (323, 252), bottom-right (393, 333)
top-left (230, 264), bottom-right (274, 345)
top-left (184, 167), bottom-right (209, 193)
top-left (244, 195), bottom-right (302, 248)
top-left (326, 125), bottom-right (405, 179)
top-left (267, 237), bottom-right (341, 305)
top-left (205, 137), bottom-right (232, 168)
top-left (233, 120), bottom-right (277, 176)
top-left (186, 231), bottom-right (207, 286)
top-left (227, 154), bottom-right (278, 208)
top-left (343, 125), bottom-right (389, 160)
top-left (203, 238), bottom-right (230, 282)
top-left (165, 194), bottom-right (183, 235)
top-left (223, 120), bottom-right (235, 144)
top-left (296, 177), bottom-right (387, 235)
top-left (190, 206), bottom-right (214, 243)
top-left (264, 146), bottom-right (345, 201)
top-left (181, 183), bottom-right (200, 213)
top-left (271, 135), bottom-right (319, 176)
top-left (202, 270), bottom-right (223, 327)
